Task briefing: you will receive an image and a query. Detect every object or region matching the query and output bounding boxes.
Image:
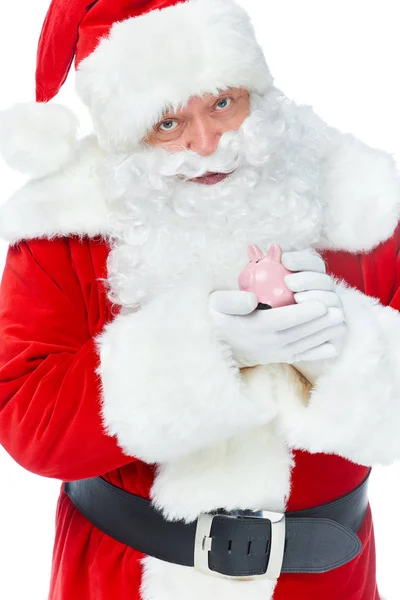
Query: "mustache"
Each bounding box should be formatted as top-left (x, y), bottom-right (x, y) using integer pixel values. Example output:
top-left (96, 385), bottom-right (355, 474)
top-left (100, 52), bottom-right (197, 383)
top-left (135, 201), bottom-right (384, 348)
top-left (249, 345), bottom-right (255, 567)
top-left (112, 105), bottom-right (271, 181)
top-left (146, 132), bottom-right (242, 179)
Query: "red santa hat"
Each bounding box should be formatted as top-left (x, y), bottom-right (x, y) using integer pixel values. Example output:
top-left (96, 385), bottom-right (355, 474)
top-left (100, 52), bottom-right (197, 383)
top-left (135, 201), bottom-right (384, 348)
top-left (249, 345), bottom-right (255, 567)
top-left (37, 0), bottom-right (272, 151)
top-left (0, 0), bottom-right (272, 177)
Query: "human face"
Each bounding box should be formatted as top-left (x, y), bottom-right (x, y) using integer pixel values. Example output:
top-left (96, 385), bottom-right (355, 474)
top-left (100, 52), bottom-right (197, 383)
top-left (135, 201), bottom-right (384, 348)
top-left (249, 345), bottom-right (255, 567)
top-left (143, 88), bottom-right (250, 184)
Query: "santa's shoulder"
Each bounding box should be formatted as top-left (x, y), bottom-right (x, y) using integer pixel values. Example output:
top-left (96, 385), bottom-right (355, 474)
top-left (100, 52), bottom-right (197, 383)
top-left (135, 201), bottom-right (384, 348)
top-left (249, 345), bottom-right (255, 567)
top-left (319, 127), bottom-right (400, 253)
top-left (268, 89), bottom-right (400, 253)
top-left (0, 114), bottom-right (110, 245)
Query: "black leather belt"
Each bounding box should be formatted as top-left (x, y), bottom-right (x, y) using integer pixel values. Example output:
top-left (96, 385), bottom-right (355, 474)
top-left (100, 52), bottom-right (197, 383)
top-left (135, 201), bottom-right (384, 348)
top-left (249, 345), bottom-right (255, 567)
top-left (65, 471), bottom-right (370, 580)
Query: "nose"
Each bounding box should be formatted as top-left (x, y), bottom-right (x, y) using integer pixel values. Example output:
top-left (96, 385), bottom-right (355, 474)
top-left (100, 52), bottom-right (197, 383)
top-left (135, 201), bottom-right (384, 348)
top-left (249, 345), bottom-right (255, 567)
top-left (186, 116), bottom-right (222, 156)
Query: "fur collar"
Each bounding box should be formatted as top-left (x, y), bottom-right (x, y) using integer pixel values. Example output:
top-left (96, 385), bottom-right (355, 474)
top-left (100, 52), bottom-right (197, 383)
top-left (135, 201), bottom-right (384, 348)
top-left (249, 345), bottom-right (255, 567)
top-left (1, 125), bottom-right (400, 253)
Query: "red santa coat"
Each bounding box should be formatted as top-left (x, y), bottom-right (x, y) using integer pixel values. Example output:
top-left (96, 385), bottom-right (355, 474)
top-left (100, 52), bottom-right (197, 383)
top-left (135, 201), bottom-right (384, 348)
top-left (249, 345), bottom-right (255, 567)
top-left (1, 227), bottom-right (400, 600)
top-left (1, 94), bottom-right (400, 599)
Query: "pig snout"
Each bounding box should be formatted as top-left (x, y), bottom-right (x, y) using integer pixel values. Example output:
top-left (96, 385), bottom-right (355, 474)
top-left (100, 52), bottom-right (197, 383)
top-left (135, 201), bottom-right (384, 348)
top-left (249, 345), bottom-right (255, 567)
top-left (238, 268), bottom-right (255, 291)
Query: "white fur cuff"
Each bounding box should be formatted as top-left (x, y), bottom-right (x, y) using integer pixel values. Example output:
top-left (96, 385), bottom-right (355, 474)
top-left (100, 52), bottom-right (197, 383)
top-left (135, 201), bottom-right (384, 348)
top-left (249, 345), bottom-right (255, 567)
top-left (95, 275), bottom-right (279, 464)
top-left (276, 284), bottom-right (400, 467)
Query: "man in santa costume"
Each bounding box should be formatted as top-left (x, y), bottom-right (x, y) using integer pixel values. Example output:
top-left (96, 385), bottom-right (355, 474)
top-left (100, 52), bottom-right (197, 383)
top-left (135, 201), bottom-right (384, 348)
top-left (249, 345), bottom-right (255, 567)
top-left (0, 0), bottom-right (399, 598)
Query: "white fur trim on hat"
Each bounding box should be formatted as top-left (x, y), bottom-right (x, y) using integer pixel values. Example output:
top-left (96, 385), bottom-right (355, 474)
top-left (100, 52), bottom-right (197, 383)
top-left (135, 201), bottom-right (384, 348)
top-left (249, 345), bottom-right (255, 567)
top-left (76, 0), bottom-right (272, 151)
top-left (0, 103), bottom-right (79, 179)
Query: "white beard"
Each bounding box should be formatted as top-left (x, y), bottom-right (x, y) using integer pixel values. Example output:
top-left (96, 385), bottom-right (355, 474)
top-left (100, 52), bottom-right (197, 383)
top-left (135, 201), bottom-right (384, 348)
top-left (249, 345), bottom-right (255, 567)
top-left (99, 90), bottom-right (326, 308)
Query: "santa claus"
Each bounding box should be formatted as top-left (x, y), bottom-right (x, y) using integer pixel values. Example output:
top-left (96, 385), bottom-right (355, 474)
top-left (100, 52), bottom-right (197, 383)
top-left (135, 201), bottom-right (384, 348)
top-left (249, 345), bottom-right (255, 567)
top-left (0, 1), bottom-right (399, 599)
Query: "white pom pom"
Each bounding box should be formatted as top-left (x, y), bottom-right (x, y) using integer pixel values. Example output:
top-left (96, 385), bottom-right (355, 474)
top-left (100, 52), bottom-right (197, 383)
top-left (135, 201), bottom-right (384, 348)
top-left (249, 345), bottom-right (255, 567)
top-left (0, 103), bottom-right (79, 179)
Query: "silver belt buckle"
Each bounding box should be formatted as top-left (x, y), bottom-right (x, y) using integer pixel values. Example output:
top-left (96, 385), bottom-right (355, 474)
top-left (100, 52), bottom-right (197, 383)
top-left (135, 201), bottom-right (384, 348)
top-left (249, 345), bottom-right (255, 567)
top-left (194, 509), bottom-right (286, 580)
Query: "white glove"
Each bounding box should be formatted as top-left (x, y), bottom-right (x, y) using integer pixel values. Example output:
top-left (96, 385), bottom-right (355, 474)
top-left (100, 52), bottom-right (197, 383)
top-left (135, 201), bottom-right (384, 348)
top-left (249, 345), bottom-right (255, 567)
top-left (281, 248), bottom-right (348, 382)
top-left (208, 289), bottom-right (345, 369)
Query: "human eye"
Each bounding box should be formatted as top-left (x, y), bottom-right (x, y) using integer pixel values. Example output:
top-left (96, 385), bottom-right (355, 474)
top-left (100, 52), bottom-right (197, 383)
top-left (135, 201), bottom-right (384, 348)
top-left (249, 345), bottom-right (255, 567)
top-left (158, 119), bottom-right (179, 132)
top-left (215, 97), bottom-right (233, 110)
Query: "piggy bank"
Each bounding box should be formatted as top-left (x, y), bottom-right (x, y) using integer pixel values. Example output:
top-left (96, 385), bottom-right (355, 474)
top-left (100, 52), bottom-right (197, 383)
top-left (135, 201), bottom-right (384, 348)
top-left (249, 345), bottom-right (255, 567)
top-left (238, 244), bottom-right (295, 310)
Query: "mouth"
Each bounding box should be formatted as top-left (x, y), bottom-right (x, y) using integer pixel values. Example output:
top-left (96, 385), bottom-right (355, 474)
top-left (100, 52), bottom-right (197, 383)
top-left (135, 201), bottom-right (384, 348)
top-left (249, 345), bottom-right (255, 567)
top-left (189, 171), bottom-right (234, 185)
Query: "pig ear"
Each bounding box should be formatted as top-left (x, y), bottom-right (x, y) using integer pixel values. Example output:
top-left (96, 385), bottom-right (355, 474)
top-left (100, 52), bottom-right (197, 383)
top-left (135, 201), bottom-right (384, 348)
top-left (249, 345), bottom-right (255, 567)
top-left (267, 244), bottom-right (283, 262)
top-left (248, 244), bottom-right (264, 261)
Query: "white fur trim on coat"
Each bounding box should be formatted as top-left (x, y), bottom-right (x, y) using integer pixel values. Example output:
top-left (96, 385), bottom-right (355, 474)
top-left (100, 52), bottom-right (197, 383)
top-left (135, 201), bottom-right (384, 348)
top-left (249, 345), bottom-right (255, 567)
top-left (150, 365), bottom-right (307, 522)
top-left (319, 131), bottom-right (400, 252)
top-left (0, 137), bottom-right (110, 244)
top-left (76, 0), bottom-right (272, 152)
top-left (0, 103), bottom-right (79, 179)
top-left (138, 365), bottom-right (307, 600)
top-left (275, 283), bottom-right (400, 467)
top-left (95, 273), bottom-right (288, 463)
top-left (138, 367), bottom-right (304, 600)
top-left (140, 556), bottom-right (277, 600)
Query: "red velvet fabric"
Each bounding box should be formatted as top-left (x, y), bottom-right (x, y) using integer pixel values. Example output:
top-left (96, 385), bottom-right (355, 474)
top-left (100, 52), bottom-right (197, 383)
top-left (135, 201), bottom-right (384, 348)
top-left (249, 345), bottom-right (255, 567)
top-left (1, 229), bottom-right (399, 599)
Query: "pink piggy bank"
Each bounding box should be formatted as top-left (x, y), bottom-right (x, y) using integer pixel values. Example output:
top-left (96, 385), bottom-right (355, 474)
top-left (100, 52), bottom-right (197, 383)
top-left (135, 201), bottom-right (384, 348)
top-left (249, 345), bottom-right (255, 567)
top-left (238, 244), bottom-right (295, 310)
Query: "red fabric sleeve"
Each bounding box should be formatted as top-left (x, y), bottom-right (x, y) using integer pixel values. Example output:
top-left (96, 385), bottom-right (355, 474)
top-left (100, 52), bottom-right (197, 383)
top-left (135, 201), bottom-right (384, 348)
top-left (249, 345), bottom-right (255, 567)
top-left (324, 221), bottom-right (400, 309)
top-left (0, 239), bottom-right (134, 481)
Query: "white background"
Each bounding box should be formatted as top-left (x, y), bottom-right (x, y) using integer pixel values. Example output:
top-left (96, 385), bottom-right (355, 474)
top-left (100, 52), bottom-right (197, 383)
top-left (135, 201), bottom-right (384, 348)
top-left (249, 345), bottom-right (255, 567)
top-left (0, 1), bottom-right (400, 598)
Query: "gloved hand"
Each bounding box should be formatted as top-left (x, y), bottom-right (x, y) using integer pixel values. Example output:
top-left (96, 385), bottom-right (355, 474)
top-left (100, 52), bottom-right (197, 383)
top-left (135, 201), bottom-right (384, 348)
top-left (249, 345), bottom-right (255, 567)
top-left (282, 248), bottom-right (343, 312)
top-left (281, 248), bottom-right (348, 382)
top-left (208, 289), bottom-right (345, 369)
